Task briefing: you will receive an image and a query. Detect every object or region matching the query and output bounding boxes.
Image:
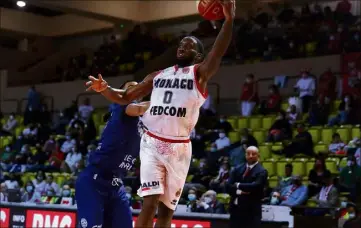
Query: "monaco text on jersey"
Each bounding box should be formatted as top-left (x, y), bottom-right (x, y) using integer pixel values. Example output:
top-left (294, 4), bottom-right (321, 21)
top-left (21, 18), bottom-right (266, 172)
top-left (154, 78), bottom-right (194, 90)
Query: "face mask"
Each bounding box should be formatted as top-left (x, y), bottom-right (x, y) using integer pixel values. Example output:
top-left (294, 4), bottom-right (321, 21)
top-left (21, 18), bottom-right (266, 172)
top-left (199, 162), bottom-right (205, 168)
top-left (219, 119), bottom-right (225, 123)
top-left (347, 161), bottom-right (353, 167)
top-left (126, 193), bottom-right (132, 200)
top-left (37, 176), bottom-right (43, 181)
top-left (47, 191), bottom-right (54, 197)
top-left (210, 148), bottom-right (217, 152)
top-left (26, 186), bottom-right (33, 192)
top-left (9, 116), bottom-right (14, 120)
top-left (17, 136), bottom-right (22, 140)
top-left (344, 97), bottom-right (350, 102)
top-left (340, 201), bottom-right (348, 208)
top-left (5, 147), bottom-right (10, 152)
top-left (66, 136), bottom-right (71, 140)
top-left (204, 197), bottom-right (212, 204)
top-left (270, 197), bottom-right (279, 205)
top-left (188, 194), bottom-right (196, 201)
top-left (348, 213), bottom-right (355, 219)
top-left (219, 133), bottom-right (226, 138)
top-left (62, 190), bottom-right (70, 197)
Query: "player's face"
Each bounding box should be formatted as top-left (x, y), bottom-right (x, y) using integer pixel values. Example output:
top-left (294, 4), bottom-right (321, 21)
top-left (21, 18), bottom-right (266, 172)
top-left (176, 37), bottom-right (198, 62)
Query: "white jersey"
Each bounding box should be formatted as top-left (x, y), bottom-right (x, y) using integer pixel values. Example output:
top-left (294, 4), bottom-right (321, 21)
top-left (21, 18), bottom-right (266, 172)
top-left (142, 65), bottom-right (207, 140)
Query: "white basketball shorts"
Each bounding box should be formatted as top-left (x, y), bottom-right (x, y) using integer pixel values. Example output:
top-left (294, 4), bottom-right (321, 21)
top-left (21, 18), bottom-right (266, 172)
top-left (137, 131), bottom-right (192, 210)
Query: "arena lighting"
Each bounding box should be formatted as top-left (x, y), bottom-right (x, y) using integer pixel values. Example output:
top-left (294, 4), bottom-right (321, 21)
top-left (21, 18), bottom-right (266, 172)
top-left (16, 1), bottom-right (26, 8)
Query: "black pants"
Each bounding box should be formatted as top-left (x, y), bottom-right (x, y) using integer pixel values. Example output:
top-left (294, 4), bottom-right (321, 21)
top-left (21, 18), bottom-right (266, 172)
top-left (301, 95), bottom-right (313, 113)
top-left (229, 210), bottom-right (261, 228)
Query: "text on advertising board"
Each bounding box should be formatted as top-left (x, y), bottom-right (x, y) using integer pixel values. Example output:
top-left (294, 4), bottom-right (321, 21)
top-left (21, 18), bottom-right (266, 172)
top-left (0, 208), bottom-right (10, 228)
top-left (26, 210), bottom-right (76, 228)
top-left (132, 217), bottom-right (211, 227)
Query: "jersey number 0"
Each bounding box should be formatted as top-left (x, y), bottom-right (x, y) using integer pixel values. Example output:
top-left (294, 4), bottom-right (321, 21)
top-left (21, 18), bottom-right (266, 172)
top-left (163, 91), bottom-right (173, 104)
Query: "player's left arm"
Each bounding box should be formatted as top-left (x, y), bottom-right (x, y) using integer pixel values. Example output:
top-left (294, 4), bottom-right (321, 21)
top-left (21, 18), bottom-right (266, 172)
top-left (196, 0), bottom-right (235, 88)
top-left (125, 101), bottom-right (150, 117)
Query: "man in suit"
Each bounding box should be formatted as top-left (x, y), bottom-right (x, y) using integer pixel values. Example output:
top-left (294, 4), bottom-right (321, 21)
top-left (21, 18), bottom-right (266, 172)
top-left (227, 146), bottom-right (268, 228)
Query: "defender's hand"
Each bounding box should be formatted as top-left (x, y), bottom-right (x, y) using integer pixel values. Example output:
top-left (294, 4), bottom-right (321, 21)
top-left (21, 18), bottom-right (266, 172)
top-left (85, 74), bottom-right (108, 92)
top-left (221, 0), bottom-right (235, 20)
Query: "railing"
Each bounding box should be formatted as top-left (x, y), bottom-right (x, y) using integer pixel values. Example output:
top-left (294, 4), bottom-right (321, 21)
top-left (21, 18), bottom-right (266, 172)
top-left (1, 99), bottom-right (20, 114)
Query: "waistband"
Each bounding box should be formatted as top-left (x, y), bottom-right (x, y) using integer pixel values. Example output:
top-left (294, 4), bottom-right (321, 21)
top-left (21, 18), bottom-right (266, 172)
top-left (146, 131), bottom-right (190, 143)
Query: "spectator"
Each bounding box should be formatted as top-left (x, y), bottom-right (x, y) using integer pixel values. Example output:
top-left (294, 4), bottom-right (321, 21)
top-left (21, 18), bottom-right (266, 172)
top-left (267, 110), bottom-right (292, 142)
top-left (283, 123), bottom-right (314, 157)
top-left (1, 113), bottom-right (18, 135)
top-left (201, 94), bottom-right (216, 116)
top-left (339, 155), bottom-right (361, 202)
top-left (240, 128), bottom-right (258, 148)
top-left (8, 155), bottom-right (26, 173)
top-left (22, 124), bottom-right (38, 143)
top-left (78, 98), bottom-right (94, 121)
top-left (209, 162), bottom-right (230, 193)
top-left (60, 184), bottom-right (74, 206)
top-left (214, 130), bottom-right (231, 150)
top-left (240, 74), bottom-right (258, 117)
top-left (328, 94), bottom-right (355, 126)
top-left (44, 174), bottom-right (60, 195)
top-left (329, 133), bottom-right (346, 154)
top-left (194, 190), bottom-right (226, 214)
top-left (21, 181), bottom-right (41, 203)
top-left (48, 141), bottom-right (65, 170)
top-left (191, 159), bottom-right (213, 187)
top-left (287, 105), bottom-right (299, 125)
top-left (186, 187), bottom-right (199, 212)
top-left (60, 133), bottom-right (76, 153)
top-left (32, 170), bottom-right (46, 194)
top-left (0, 183), bottom-right (8, 202)
top-left (62, 146), bottom-right (82, 173)
top-left (343, 203), bottom-right (361, 228)
top-left (4, 173), bottom-right (19, 190)
top-left (312, 171), bottom-right (338, 207)
top-left (308, 158), bottom-right (331, 197)
top-left (260, 85), bottom-right (281, 115)
top-left (213, 115), bottom-right (233, 135)
top-left (24, 86), bottom-right (41, 125)
top-left (277, 176), bottom-right (308, 207)
top-left (41, 187), bottom-right (60, 204)
top-left (274, 163), bottom-right (294, 192)
top-left (294, 70), bottom-right (316, 113)
top-left (43, 135), bottom-right (56, 154)
top-left (318, 68), bottom-right (337, 105)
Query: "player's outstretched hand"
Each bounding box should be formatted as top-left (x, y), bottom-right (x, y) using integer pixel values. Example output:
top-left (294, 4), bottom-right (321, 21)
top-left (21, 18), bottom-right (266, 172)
top-left (221, 0), bottom-right (235, 20)
top-left (86, 74), bottom-right (108, 92)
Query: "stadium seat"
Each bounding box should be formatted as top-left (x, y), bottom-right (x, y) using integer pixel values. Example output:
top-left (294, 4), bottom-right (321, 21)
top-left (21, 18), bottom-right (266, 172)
top-left (292, 161), bottom-right (306, 176)
top-left (351, 127), bottom-right (360, 139)
top-left (321, 128), bottom-right (334, 144)
top-left (98, 125), bottom-right (106, 136)
top-left (262, 116), bottom-right (274, 130)
top-left (259, 145), bottom-right (271, 161)
top-left (325, 160), bottom-right (338, 174)
top-left (228, 131), bottom-right (240, 143)
top-left (305, 161), bottom-right (314, 175)
top-left (253, 130), bottom-right (266, 144)
top-left (302, 177), bottom-right (309, 186)
top-left (143, 52), bottom-right (152, 61)
top-left (56, 175), bottom-right (66, 186)
top-left (216, 193), bottom-right (230, 205)
top-left (249, 117), bottom-right (262, 130)
top-left (227, 118), bottom-right (237, 130)
top-left (314, 143), bottom-right (328, 154)
top-left (336, 128), bottom-right (351, 142)
top-left (308, 128), bottom-right (320, 143)
top-left (332, 100), bottom-right (341, 112)
top-left (268, 176), bottom-right (278, 188)
top-left (306, 199), bottom-right (317, 207)
top-left (237, 118), bottom-right (248, 130)
top-left (339, 157), bottom-right (348, 170)
top-left (262, 161), bottom-right (276, 176)
top-left (276, 161), bottom-right (287, 176)
top-left (186, 175), bottom-right (194, 182)
top-left (15, 127), bottom-right (24, 137)
top-left (281, 102), bottom-right (289, 111)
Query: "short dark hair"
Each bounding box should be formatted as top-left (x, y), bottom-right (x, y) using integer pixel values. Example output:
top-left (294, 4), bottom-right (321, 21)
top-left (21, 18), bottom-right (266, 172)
top-left (285, 163), bottom-right (293, 170)
top-left (189, 36), bottom-right (204, 54)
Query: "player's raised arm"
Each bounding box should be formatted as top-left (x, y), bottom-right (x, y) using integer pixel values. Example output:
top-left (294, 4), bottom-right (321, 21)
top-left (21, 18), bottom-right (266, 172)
top-left (126, 101), bottom-right (150, 117)
top-left (197, 0), bottom-right (235, 83)
top-left (86, 72), bottom-right (158, 104)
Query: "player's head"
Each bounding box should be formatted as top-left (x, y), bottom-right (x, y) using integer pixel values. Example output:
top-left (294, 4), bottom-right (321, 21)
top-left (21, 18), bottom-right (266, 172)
top-left (176, 36), bottom-right (204, 67)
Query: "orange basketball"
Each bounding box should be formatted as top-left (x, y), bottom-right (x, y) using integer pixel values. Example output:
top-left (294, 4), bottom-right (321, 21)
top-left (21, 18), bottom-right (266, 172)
top-left (198, 0), bottom-right (224, 21)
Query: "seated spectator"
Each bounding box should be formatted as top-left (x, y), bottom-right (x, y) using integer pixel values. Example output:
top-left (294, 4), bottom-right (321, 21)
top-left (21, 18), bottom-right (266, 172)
top-left (61, 146), bottom-right (82, 173)
top-left (0, 183), bottom-right (8, 202)
top-left (329, 133), bottom-right (346, 154)
top-left (22, 124), bottom-right (38, 143)
top-left (283, 123), bottom-right (314, 157)
top-left (214, 130), bottom-right (231, 150)
top-left (274, 163), bottom-right (294, 192)
top-left (1, 146), bottom-right (14, 162)
top-left (260, 85), bottom-right (281, 115)
top-left (308, 158), bottom-right (331, 197)
top-left (240, 128), bottom-right (258, 148)
top-left (8, 155), bottom-right (26, 173)
top-left (287, 105), bottom-right (299, 126)
top-left (272, 176), bottom-right (308, 207)
top-left (61, 133), bottom-right (76, 153)
top-left (214, 115), bottom-right (233, 135)
top-left (21, 181), bottom-right (41, 203)
top-left (193, 190), bottom-right (226, 214)
top-left (4, 173), bottom-right (19, 190)
top-left (48, 142), bottom-right (65, 171)
top-left (343, 203), bottom-right (361, 228)
top-left (1, 113), bottom-right (18, 135)
top-left (191, 159), bottom-right (213, 187)
top-left (43, 135), bottom-right (56, 154)
top-left (328, 94), bottom-right (354, 126)
top-left (78, 98), bottom-right (94, 121)
top-left (186, 187), bottom-right (200, 212)
top-left (44, 174), bottom-right (60, 195)
top-left (60, 184), bottom-right (74, 206)
top-left (68, 113), bottom-right (85, 130)
top-left (312, 172), bottom-right (339, 207)
top-left (210, 162), bottom-right (230, 193)
top-left (240, 74), bottom-right (258, 117)
top-left (339, 155), bottom-right (361, 202)
top-left (41, 187), bottom-right (60, 204)
top-left (267, 110), bottom-right (292, 142)
top-left (308, 101), bottom-right (330, 126)
top-left (32, 170), bottom-right (46, 194)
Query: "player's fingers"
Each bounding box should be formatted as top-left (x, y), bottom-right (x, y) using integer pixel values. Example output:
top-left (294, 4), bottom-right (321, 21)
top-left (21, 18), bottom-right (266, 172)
top-left (98, 74), bottom-right (103, 81)
top-left (88, 75), bottom-right (97, 81)
top-left (85, 81), bottom-right (93, 87)
top-left (85, 86), bottom-right (93, 92)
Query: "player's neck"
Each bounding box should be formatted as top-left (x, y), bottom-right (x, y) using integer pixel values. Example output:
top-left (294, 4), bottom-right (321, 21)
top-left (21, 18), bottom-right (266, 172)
top-left (175, 59), bottom-right (194, 68)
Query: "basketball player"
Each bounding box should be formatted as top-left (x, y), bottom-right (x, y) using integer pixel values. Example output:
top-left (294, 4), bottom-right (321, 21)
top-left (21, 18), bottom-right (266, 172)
top-left (85, 1), bottom-right (235, 227)
top-left (76, 81), bottom-right (149, 228)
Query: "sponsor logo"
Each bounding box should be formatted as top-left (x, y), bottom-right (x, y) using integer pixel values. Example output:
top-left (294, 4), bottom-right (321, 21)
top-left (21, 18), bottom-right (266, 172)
top-left (182, 67), bottom-right (190, 74)
top-left (26, 210), bottom-right (76, 228)
top-left (118, 154), bottom-right (137, 171)
top-left (141, 181), bottom-right (160, 191)
top-left (132, 217), bottom-right (211, 228)
top-left (112, 178), bottom-right (122, 186)
top-left (80, 218), bottom-right (87, 228)
top-left (0, 208), bottom-right (10, 228)
top-left (12, 214), bottom-right (25, 223)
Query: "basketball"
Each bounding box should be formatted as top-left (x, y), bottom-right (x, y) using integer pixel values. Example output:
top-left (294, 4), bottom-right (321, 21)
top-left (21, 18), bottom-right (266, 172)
top-left (198, 0), bottom-right (224, 21)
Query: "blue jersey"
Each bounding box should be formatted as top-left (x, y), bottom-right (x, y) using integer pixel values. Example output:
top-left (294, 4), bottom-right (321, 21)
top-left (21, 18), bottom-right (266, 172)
top-left (88, 104), bottom-right (141, 177)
